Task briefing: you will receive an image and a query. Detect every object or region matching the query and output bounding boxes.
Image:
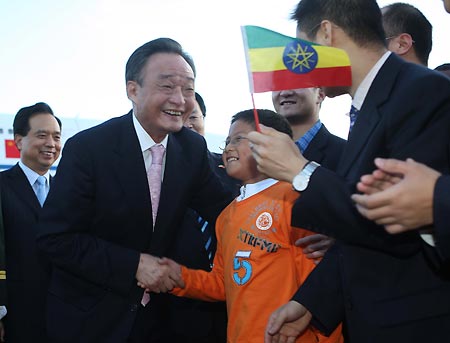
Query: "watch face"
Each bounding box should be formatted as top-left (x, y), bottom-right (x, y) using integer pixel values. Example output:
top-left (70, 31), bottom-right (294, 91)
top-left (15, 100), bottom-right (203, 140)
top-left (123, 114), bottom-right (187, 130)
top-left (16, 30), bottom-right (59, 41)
top-left (293, 174), bottom-right (308, 191)
top-left (292, 161), bottom-right (319, 192)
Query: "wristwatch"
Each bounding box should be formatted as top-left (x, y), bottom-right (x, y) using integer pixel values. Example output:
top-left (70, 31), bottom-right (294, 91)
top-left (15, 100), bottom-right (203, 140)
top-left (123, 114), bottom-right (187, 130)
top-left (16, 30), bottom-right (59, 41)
top-left (292, 161), bottom-right (320, 192)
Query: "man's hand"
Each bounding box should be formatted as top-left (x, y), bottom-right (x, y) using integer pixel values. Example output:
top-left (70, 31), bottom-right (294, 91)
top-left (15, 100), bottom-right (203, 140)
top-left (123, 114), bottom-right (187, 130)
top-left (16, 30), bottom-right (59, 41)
top-left (135, 253), bottom-right (183, 293)
top-left (159, 257), bottom-right (185, 288)
top-left (247, 125), bottom-right (307, 183)
top-left (265, 300), bottom-right (312, 343)
top-left (296, 234), bottom-right (334, 263)
top-left (351, 158), bottom-right (441, 233)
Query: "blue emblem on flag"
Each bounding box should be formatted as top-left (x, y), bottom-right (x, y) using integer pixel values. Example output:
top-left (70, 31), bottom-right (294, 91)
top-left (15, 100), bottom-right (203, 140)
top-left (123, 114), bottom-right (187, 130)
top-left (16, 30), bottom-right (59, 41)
top-left (283, 40), bottom-right (318, 74)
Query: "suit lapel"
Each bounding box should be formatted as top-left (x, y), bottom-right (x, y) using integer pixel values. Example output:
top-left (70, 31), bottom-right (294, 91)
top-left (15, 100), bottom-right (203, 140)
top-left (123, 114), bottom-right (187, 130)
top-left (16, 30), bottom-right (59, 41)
top-left (337, 54), bottom-right (401, 176)
top-left (337, 99), bottom-right (381, 176)
top-left (111, 113), bottom-right (153, 243)
top-left (150, 133), bottom-right (189, 253)
top-left (303, 125), bottom-right (327, 162)
top-left (6, 164), bottom-right (41, 214)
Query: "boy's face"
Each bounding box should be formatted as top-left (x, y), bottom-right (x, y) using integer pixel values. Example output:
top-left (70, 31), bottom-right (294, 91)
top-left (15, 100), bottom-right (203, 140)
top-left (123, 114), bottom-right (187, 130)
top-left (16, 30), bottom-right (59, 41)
top-left (222, 120), bottom-right (265, 184)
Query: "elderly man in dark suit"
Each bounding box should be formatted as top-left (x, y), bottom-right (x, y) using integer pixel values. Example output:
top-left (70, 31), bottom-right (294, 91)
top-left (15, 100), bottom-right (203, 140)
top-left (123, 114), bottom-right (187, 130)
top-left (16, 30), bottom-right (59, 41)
top-left (0, 102), bottom-right (61, 342)
top-left (246, 0), bottom-right (450, 342)
top-left (36, 38), bottom-right (232, 343)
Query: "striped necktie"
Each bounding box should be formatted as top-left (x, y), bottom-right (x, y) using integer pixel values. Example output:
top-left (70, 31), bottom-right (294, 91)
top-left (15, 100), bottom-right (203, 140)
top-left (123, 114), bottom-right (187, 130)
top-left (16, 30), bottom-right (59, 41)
top-left (349, 105), bottom-right (360, 135)
top-left (197, 215), bottom-right (214, 269)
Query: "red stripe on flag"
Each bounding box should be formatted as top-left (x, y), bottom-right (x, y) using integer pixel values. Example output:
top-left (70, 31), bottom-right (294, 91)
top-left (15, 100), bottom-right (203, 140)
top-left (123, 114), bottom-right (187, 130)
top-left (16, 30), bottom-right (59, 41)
top-left (252, 66), bottom-right (352, 93)
top-left (5, 139), bottom-right (20, 158)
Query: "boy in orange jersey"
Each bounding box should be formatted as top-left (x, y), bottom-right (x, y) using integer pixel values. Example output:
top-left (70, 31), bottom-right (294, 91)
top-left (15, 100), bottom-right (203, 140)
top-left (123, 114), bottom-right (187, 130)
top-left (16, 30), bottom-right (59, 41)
top-left (166, 109), bottom-right (343, 343)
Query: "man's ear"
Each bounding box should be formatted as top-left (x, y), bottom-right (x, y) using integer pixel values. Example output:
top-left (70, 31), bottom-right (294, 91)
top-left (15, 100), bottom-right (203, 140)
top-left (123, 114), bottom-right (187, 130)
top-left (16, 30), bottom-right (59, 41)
top-left (317, 87), bottom-right (326, 103)
top-left (126, 80), bottom-right (138, 103)
top-left (317, 20), bottom-right (333, 46)
top-left (389, 33), bottom-right (414, 55)
top-left (14, 134), bottom-right (23, 151)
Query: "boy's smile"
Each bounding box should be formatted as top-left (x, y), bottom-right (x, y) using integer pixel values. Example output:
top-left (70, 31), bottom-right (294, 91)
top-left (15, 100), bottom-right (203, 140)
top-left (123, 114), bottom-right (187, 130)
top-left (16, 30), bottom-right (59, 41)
top-left (222, 120), bottom-right (266, 185)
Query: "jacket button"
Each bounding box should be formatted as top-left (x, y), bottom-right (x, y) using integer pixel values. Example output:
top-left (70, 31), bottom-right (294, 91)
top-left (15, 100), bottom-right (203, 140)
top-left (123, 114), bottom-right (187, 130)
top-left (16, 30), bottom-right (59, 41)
top-left (130, 304), bottom-right (139, 312)
top-left (346, 297), bottom-right (353, 310)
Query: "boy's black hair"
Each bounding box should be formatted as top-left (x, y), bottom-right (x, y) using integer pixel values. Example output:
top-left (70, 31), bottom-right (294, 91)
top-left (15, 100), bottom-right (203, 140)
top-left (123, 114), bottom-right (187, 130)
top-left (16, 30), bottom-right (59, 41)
top-left (231, 109), bottom-right (293, 138)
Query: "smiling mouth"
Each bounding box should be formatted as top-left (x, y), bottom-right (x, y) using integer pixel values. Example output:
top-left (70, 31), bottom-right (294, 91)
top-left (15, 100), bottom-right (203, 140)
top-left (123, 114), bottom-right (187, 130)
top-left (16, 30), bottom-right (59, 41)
top-left (226, 157), bottom-right (238, 163)
top-left (164, 110), bottom-right (182, 117)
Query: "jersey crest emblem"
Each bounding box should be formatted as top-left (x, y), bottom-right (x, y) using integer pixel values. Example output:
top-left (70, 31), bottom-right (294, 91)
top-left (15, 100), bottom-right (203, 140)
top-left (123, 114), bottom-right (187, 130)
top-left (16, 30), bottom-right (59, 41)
top-left (256, 211), bottom-right (273, 231)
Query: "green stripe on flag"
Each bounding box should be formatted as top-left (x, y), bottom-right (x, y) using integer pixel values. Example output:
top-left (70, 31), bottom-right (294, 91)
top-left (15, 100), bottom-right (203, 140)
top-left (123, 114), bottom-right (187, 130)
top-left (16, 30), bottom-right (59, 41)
top-left (243, 26), bottom-right (294, 49)
top-left (243, 25), bottom-right (321, 50)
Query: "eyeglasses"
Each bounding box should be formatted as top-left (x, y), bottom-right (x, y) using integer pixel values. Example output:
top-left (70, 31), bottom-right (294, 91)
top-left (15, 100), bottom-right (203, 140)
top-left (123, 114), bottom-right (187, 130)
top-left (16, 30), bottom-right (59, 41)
top-left (219, 135), bottom-right (248, 151)
top-left (385, 35), bottom-right (415, 44)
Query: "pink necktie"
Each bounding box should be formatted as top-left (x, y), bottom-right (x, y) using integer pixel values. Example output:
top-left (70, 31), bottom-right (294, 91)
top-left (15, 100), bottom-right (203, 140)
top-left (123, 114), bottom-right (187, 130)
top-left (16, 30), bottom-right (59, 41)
top-left (148, 144), bottom-right (165, 227)
top-left (141, 144), bottom-right (165, 307)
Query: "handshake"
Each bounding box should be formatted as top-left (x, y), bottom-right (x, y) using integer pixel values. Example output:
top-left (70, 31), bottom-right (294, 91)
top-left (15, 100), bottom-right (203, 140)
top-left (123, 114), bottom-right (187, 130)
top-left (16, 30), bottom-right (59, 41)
top-left (135, 254), bottom-right (185, 293)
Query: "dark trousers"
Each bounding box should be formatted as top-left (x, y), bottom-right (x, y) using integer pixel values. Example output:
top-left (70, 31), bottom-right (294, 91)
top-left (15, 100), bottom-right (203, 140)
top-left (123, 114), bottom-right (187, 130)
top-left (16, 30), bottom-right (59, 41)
top-left (128, 304), bottom-right (168, 343)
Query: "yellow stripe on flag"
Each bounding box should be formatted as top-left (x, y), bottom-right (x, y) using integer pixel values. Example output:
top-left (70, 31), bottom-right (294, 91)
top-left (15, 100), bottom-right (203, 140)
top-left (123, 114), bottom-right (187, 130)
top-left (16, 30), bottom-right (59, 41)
top-left (315, 46), bottom-right (351, 68)
top-left (249, 46), bottom-right (350, 73)
top-left (249, 47), bottom-right (286, 72)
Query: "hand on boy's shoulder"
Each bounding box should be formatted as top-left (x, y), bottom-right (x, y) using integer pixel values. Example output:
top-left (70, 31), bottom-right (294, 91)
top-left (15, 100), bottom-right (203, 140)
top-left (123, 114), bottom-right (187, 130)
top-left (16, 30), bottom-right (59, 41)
top-left (295, 234), bottom-right (335, 263)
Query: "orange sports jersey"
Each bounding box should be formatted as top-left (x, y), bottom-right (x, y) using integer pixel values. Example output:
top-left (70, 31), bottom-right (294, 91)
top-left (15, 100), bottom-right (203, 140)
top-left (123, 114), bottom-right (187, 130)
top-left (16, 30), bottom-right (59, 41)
top-left (172, 181), bottom-right (343, 343)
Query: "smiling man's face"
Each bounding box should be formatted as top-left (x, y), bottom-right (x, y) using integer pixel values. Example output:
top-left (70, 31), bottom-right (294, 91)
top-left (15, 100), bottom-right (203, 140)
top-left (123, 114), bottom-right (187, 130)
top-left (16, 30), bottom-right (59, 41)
top-left (127, 52), bottom-right (195, 142)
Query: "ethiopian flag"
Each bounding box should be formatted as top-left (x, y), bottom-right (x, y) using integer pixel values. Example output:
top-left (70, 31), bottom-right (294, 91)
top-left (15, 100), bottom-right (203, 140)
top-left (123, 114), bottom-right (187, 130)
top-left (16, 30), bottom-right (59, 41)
top-left (241, 25), bottom-right (352, 93)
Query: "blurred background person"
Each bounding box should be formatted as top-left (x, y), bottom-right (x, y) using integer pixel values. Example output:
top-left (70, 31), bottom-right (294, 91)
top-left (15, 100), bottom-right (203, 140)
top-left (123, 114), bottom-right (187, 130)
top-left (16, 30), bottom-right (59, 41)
top-left (435, 63), bottom-right (450, 77)
top-left (382, 2), bottom-right (432, 66)
top-left (1, 102), bottom-right (61, 342)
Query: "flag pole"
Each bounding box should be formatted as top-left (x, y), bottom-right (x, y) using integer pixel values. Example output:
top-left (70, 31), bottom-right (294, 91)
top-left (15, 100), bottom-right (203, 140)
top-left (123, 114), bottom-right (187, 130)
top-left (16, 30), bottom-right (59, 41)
top-left (250, 93), bottom-right (261, 132)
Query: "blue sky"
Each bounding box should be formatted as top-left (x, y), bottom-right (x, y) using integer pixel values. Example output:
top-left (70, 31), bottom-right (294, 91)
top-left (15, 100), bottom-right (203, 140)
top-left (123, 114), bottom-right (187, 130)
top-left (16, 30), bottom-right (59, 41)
top-left (1, 0), bottom-right (449, 145)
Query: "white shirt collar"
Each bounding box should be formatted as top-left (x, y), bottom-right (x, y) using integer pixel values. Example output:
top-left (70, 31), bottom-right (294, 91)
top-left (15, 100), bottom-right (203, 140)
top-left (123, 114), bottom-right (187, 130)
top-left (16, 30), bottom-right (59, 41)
top-left (18, 160), bottom-right (51, 186)
top-left (352, 51), bottom-right (391, 110)
top-left (132, 112), bottom-right (168, 152)
top-left (237, 178), bottom-right (278, 202)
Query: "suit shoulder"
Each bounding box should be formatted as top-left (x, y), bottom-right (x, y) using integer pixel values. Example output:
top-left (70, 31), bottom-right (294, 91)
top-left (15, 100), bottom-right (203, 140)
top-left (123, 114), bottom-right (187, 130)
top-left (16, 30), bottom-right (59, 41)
top-left (1, 164), bottom-right (20, 177)
top-left (208, 151), bottom-right (223, 163)
top-left (65, 114), bottom-right (129, 146)
top-left (172, 127), bottom-right (208, 150)
top-left (321, 125), bottom-right (346, 145)
top-left (398, 62), bottom-right (450, 94)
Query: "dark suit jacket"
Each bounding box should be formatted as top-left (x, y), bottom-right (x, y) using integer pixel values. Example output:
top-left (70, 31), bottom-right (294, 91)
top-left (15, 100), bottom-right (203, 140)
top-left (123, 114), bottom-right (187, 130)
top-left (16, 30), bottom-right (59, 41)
top-left (36, 112), bottom-right (232, 342)
top-left (1, 164), bottom-right (52, 342)
top-left (303, 124), bottom-right (346, 171)
top-left (166, 150), bottom-right (239, 343)
top-left (0, 176), bottom-right (6, 306)
top-left (291, 54), bottom-right (450, 342)
top-left (434, 175), bottom-right (450, 266)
